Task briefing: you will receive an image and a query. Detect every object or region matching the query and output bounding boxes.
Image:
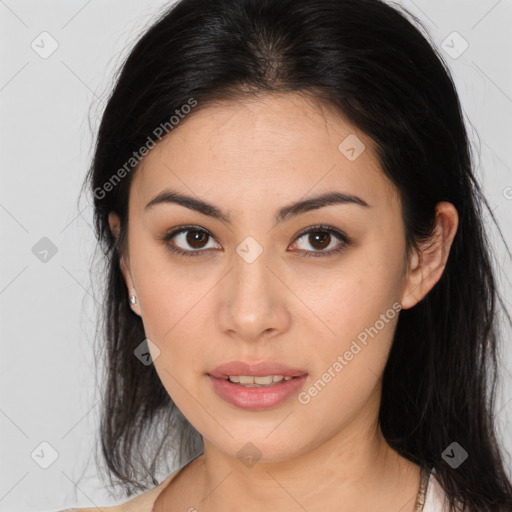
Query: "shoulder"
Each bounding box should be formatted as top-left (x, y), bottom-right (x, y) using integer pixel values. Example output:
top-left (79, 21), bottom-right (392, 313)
top-left (57, 470), bottom-right (180, 512)
top-left (57, 508), bottom-right (114, 512)
top-left (57, 490), bottom-right (158, 512)
top-left (58, 509), bottom-right (117, 512)
top-left (58, 506), bottom-right (126, 512)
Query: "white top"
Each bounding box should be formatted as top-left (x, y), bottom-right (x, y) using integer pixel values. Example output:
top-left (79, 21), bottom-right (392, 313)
top-left (423, 472), bottom-right (451, 511)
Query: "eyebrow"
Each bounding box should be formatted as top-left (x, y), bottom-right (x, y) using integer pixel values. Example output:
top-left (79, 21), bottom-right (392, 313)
top-left (144, 189), bottom-right (370, 224)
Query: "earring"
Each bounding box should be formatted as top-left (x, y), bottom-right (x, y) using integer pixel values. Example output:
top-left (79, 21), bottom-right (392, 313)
top-left (129, 288), bottom-right (138, 305)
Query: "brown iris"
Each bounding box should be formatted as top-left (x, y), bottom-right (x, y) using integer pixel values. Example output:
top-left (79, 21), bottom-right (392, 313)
top-left (186, 230), bottom-right (209, 249)
top-left (308, 231), bottom-right (331, 251)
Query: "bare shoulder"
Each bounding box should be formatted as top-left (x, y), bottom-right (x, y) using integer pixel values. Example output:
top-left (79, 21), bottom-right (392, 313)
top-left (56, 495), bottom-right (144, 511)
top-left (58, 507), bottom-right (120, 512)
top-left (57, 472), bottom-right (179, 512)
top-left (56, 462), bottom-right (190, 512)
top-left (57, 501), bottom-right (144, 512)
top-left (58, 504), bottom-right (134, 512)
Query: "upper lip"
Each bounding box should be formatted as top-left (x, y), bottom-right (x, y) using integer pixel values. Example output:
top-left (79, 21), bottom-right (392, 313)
top-left (208, 361), bottom-right (308, 378)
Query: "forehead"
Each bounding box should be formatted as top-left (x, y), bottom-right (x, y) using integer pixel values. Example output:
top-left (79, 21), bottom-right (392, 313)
top-left (130, 92), bottom-right (398, 213)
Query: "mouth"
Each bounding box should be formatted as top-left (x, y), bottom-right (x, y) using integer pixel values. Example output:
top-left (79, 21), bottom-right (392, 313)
top-left (207, 360), bottom-right (309, 410)
top-left (215, 374), bottom-right (300, 387)
top-left (207, 371), bottom-right (308, 410)
top-left (208, 360), bottom-right (308, 379)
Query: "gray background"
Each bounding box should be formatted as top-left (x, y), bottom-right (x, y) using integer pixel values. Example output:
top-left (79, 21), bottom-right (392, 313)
top-left (0, 0), bottom-right (511, 510)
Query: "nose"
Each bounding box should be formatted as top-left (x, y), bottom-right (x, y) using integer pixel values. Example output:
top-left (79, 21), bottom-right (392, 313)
top-left (216, 245), bottom-right (292, 343)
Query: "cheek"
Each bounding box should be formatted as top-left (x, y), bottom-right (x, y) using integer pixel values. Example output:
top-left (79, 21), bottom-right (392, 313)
top-left (306, 280), bottom-right (398, 383)
top-left (131, 234), bottom-right (214, 335)
top-left (302, 248), bottom-right (403, 342)
top-left (138, 275), bottom-right (210, 364)
top-left (296, 278), bottom-right (400, 423)
top-left (136, 270), bottom-right (208, 411)
top-left (128, 256), bottom-right (211, 395)
top-left (296, 247), bottom-right (403, 397)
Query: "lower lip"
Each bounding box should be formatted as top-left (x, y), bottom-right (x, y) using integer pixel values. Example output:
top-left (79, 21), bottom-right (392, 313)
top-left (208, 375), bottom-right (308, 410)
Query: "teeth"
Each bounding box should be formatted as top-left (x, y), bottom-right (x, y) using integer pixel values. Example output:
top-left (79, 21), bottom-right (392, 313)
top-left (240, 375), bottom-right (260, 384)
top-left (226, 375), bottom-right (294, 386)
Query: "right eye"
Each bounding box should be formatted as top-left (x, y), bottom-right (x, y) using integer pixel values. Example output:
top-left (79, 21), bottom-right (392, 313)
top-left (161, 226), bottom-right (221, 257)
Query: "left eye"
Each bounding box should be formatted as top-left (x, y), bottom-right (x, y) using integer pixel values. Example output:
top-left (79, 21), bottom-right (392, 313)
top-left (292, 227), bottom-right (349, 257)
top-left (161, 224), bottom-right (350, 258)
top-left (296, 229), bottom-right (347, 254)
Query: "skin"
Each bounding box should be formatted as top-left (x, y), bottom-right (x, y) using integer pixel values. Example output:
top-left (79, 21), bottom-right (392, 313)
top-left (108, 92), bottom-right (458, 511)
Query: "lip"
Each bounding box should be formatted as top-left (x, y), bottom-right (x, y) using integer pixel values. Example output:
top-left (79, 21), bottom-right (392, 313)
top-left (208, 374), bottom-right (308, 410)
top-left (207, 360), bottom-right (309, 411)
top-left (208, 360), bottom-right (308, 378)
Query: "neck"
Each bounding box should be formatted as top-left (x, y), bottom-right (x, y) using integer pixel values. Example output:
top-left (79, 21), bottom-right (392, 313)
top-left (193, 400), bottom-right (420, 511)
top-left (155, 385), bottom-right (421, 512)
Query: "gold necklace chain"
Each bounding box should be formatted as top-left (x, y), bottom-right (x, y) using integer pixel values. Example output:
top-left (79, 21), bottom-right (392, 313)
top-left (413, 465), bottom-right (431, 512)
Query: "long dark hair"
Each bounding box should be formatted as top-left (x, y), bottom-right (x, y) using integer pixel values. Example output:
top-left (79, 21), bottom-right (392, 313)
top-left (82, 0), bottom-right (512, 509)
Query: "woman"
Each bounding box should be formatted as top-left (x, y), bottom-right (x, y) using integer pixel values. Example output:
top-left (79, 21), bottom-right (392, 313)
top-left (63, 0), bottom-right (512, 510)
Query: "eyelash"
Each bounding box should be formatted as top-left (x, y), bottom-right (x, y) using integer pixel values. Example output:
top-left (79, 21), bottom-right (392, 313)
top-left (159, 224), bottom-right (351, 258)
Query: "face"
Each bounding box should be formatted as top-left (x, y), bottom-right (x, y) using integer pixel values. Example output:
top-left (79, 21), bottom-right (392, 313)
top-left (109, 92), bottom-right (421, 463)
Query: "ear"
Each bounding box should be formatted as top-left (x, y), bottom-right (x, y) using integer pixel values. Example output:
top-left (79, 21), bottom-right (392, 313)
top-left (400, 201), bottom-right (459, 310)
top-left (108, 212), bottom-right (141, 317)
